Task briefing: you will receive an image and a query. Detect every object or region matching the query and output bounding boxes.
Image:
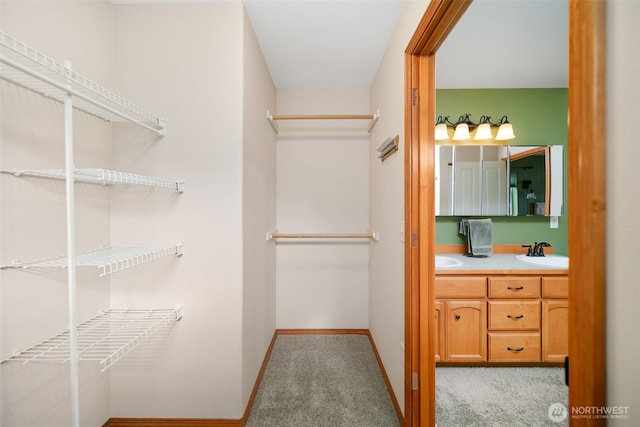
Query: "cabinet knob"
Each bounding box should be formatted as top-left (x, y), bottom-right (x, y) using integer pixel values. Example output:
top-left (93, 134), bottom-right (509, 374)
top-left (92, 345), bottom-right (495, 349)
top-left (455, 314), bottom-right (461, 320)
top-left (507, 346), bottom-right (525, 352)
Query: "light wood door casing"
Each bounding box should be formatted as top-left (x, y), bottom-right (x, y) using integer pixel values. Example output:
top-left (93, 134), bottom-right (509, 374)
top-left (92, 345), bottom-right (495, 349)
top-left (406, 0), bottom-right (606, 424)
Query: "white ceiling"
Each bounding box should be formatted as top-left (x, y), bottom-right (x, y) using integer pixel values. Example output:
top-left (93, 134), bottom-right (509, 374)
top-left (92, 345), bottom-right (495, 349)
top-left (243, 0), bottom-right (404, 91)
top-left (436, 0), bottom-right (568, 89)
top-left (244, 0), bottom-right (568, 91)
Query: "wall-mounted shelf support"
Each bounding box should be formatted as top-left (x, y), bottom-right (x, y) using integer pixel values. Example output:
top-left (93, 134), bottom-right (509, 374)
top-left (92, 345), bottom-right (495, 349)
top-left (266, 109), bottom-right (380, 134)
top-left (0, 305), bottom-right (183, 372)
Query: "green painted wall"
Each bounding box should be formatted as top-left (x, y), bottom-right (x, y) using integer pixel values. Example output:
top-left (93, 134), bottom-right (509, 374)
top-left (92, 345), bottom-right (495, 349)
top-left (436, 88), bottom-right (569, 255)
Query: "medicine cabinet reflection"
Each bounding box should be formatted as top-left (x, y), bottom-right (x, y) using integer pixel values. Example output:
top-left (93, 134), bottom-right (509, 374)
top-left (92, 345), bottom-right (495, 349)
top-left (435, 145), bottom-right (563, 217)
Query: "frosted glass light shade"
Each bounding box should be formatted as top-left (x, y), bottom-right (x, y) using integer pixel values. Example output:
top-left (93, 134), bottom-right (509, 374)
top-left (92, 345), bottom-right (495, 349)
top-left (435, 123), bottom-right (450, 140)
top-left (473, 123), bottom-right (493, 140)
top-left (452, 123), bottom-right (471, 140)
top-left (495, 123), bottom-right (516, 140)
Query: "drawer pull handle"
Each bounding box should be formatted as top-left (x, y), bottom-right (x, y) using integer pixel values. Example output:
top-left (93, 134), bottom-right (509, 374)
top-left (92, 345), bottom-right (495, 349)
top-left (507, 346), bottom-right (525, 352)
top-left (507, 286), bottom-right (524, 291)
top-left (455, 314), bottom-right (461, 320)
top-left (507, 314), bottom-right (525, 319)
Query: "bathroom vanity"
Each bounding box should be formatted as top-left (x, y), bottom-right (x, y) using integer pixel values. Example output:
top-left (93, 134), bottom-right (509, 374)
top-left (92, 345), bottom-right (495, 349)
top-left (435, 253), bottom-right (568, 365)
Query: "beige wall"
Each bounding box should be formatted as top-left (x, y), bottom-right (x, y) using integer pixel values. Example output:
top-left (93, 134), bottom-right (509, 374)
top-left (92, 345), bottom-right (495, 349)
top-left (607, 1), bottom-right (640, 424)
top-left (368, 0), bottom-right (429, 414)
top-left (275, 90), bottom-right (370, 329)
top-left (110, 2), bottom-right (247, 418)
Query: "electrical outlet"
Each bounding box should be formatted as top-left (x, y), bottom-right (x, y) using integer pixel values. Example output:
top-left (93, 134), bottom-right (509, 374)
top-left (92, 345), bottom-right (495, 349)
top-left (550, 216), bottom-right (559, 228)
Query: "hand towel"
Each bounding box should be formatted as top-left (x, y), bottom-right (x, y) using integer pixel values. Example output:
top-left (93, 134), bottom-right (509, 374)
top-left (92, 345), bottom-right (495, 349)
top-left (460, 218), bottom-right (493, 257)
top-left (510, 187), bottom-right (519, 216)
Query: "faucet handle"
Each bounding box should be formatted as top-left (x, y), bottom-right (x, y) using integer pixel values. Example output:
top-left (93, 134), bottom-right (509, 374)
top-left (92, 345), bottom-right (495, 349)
top-left (522, 244), bottom-right (533, 257)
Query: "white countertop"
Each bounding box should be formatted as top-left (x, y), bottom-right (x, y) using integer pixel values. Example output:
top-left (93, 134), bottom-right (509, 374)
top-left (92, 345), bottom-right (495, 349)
top-left (436, 253), bottom-right (569, 272)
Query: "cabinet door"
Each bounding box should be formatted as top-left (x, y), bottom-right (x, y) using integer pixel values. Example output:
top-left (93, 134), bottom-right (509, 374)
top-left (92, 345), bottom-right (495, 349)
top-left (435, 300), bottom-right (444, 362)
top-left (446, 300), bottom-right (487, 362)
top-left (542, 300), bottom-right (569, 362)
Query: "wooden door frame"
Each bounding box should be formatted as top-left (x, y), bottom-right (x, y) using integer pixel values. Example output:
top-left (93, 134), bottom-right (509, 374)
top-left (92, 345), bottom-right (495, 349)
top-left (403, 1), bottom-right (606, 425)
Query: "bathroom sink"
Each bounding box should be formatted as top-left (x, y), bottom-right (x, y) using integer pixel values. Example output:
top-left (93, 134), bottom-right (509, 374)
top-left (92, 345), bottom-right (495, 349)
top-left (516, 254), bottom-right (569, 268)
top-left (435, 255), bottom-right (464, 268)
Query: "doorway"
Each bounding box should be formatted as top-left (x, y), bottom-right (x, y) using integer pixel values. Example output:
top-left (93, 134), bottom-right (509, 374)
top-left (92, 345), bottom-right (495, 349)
top-left (403, 1), bottom-right (606, 425)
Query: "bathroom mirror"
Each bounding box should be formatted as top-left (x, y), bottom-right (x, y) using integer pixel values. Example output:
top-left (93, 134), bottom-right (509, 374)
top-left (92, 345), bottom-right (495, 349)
top-left (435, 144), bottom-right (563, 217)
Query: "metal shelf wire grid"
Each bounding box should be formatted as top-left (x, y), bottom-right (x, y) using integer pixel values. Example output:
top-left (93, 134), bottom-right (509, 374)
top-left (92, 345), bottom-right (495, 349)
top-left (1, 168), bottom-right (185, 192)
top-left (1, 306), bottom-right (183, 372)
top-left (1, 244), bottom-right (184, 277)
top-left (0, 31), bottom-right (166, 135)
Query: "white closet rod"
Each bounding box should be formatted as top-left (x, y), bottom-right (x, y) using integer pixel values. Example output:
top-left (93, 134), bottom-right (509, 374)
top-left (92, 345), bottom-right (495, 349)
top-left (266, 232), bottom-right (379, 241)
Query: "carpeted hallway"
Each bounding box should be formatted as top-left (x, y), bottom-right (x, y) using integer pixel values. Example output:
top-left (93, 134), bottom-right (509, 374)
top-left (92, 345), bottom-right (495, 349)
top-left (245, 334), bottom-right (401, 427)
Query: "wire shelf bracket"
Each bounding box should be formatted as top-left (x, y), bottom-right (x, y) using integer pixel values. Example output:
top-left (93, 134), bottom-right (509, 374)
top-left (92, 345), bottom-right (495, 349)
top-left (1, 244), bottom-right (185, 277)
top-left (1, 169), bottom-right (185, 193)
top-left (0, 305), bottom-right (184, 372)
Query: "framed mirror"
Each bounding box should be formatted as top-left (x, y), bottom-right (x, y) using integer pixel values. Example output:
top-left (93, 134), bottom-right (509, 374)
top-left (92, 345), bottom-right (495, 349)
top-left (435, 144), bottom-right (563, 217)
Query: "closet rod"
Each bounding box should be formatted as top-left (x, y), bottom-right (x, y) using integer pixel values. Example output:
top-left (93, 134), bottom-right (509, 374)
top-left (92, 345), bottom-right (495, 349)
top-left (267, 232), bottom-right (379, 241)
top-left (271, 114), bottom-right (375, 120)
top-left (266, 110), bottom-right (380, 134)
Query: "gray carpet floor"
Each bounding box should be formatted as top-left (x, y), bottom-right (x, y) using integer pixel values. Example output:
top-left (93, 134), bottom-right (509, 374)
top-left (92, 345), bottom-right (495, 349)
top-left (436, 367), bottom-right (569, 427)
top-left (245, 334), bottom-right (401, 427)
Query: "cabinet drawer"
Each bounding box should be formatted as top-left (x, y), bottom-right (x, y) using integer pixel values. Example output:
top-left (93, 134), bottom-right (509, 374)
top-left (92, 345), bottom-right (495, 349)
top-left (435, 276), bottom-right (486, 299)
top-left (488, 333), bottom-right (541, 362)
top-left (488, 277), bottom-right (540, 298)
top-left (488, 301), bottom-right (540, 330)
top-left (542, 276), bottom-right (569, 298)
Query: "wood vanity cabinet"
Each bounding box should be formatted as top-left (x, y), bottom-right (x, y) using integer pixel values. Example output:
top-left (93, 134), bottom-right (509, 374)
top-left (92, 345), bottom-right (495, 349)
top-left (435, 271), bottom-right (568, 365)
top-left (487, 276), bottom-right (541, 362)
top-left (435, 276), bottom-right (487, 362)
top-left (541, 276), bottom-right (569, 362)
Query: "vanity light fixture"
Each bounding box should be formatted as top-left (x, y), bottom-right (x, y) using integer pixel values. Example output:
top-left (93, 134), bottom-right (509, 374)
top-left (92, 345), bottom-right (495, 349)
top-left (435, 114), bottom-right (516, 141)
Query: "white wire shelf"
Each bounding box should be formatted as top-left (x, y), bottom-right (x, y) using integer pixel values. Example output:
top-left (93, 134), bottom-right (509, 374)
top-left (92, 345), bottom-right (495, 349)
top-left (1, 244), bottom-right (184, 277)
top-left (0, 30), bottom-right (166, 136)
top-left (0, 305), bottom-right (183, 372)
top-left (1, 168), bottom-right (185, 192)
